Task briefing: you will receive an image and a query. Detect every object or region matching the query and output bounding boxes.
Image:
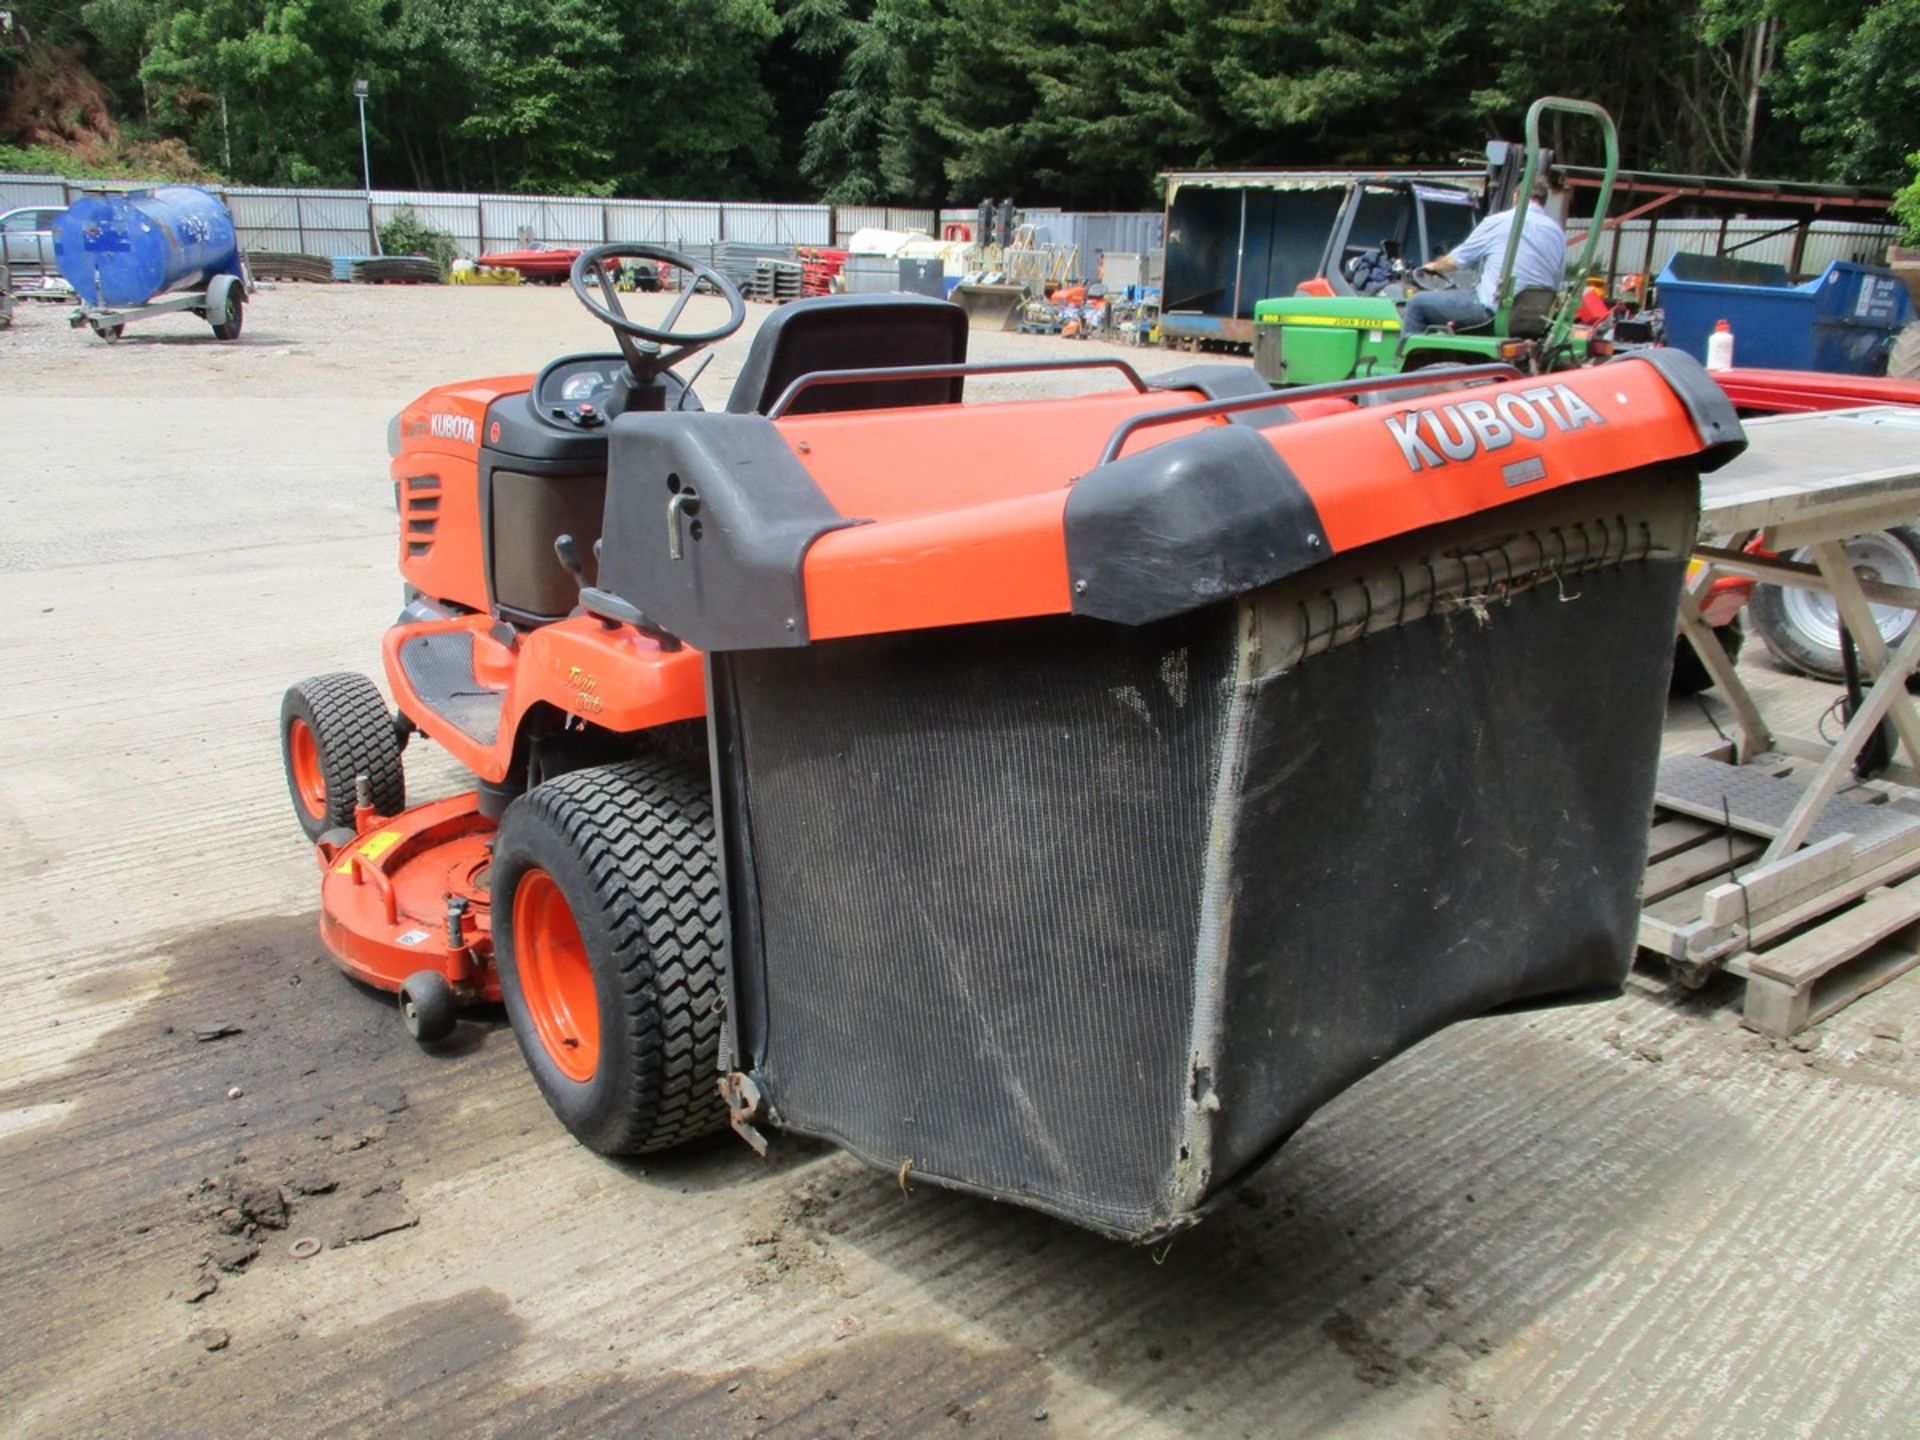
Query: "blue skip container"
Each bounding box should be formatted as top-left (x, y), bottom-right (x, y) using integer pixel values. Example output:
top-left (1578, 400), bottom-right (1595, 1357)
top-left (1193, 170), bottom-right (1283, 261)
top-left (53, 186), bottom-right (244, 308)
top-left (1656, 253), bottom-right (1913, 375)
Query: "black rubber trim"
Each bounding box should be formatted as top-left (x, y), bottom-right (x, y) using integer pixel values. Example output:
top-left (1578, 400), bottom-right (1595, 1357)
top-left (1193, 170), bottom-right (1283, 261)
top-left (598, 412), bottom-right (857, 651)
top-left (1064, 424), bottom-right (1329, 626)
top-left (1613, 347), bottom-right (1748, 471)
top-left (1149, 363), bottom-right (1296, 428)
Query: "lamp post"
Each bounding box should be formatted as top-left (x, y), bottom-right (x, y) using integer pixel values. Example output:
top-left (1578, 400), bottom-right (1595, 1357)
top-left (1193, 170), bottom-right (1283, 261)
top-left (353, 79), bottom-right (372, 191)
top-left (353, 78), bottom-right (379, 254)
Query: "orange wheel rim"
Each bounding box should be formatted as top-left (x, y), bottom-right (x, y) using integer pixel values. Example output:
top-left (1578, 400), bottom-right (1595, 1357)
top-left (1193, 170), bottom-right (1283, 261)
top-left (513, 868), bottom-right (600, 1082)
top-left (289, 719), bottom-right (326, 819)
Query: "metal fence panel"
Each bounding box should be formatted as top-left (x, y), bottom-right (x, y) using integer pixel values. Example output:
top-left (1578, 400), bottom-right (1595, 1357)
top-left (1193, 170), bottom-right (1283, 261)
top-left (834, 205), bottom-right (934, 243)
top-left (1800, 223), bottom-right (1901, 272)
top-left (370, 191), bottom-right (480, 254)
top-left (722, 203), bottom-right (831, 245)
top-left (479, 196), bottom-right (544, 250)
top-left (776, 205), bottom-right (834, 244)
top-left (1603, 218), bottom-right (1899, 280)
top-left (0, 173), bottom-right (73, 208)
top-left (225, 189), bottom-right (302, 252)
top-left (604, 202), bottom-right (724, 246)
top-left (541, 197), bottom-right (606, 247)
top-left (2, 171), bottom-right (906, 263)
top-left (1072, 213), bottom-right (1165, 262)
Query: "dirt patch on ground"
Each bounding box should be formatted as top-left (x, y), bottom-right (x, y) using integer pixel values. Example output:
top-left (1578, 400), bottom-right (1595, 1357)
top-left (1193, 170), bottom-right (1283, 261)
top-left (741, 1171), bottom-right (852, 1292)
top-left (0, 913), bottom-right (523, 1425)
top-left (0, 912), bottom-right (1049, 1437)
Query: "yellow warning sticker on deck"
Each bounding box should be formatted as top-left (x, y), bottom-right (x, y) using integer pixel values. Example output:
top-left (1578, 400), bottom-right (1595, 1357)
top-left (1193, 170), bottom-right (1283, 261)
top-left (335, 829), bottom-right (403, 872)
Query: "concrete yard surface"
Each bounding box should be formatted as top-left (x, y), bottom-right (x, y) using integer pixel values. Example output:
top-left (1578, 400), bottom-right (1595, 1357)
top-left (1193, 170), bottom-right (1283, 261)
top-left (2, 285), bottom-right (1919, 1438)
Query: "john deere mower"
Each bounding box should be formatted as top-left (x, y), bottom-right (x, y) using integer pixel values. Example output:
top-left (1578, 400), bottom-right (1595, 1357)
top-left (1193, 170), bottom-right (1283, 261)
top-left (1254, 97), bottom-right (1621, 387)
top-left (281, 241), bottom-right (1743, 1241)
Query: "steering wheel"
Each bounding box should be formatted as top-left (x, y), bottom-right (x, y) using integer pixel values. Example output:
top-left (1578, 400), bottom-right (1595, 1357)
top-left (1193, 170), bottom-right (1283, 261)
top-left (1409, 266), bottom-right (1458, 292)
top-left (568, 242), bottom-right (746, 383)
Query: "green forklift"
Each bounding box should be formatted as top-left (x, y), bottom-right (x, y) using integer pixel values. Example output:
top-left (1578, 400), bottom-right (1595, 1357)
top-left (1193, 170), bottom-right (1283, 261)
top-left (1252, 97), bottom-right (1620, 385)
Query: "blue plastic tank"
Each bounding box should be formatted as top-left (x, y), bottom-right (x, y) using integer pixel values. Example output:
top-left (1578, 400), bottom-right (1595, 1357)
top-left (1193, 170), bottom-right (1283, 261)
top-left (1656, 253), bottom-right (1914, 375)
top-left (53, 186), bottom-right (244, 308)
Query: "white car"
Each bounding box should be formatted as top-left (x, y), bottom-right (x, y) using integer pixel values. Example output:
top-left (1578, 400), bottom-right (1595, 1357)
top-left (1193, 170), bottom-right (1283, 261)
top-left (1, 204), bottom-right (72, 294)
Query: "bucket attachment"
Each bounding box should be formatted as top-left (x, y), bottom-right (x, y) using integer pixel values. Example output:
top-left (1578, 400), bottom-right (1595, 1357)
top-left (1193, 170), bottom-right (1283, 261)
top-left (950, 282), bottom-right (1027, 331)
top-left (597, 350), bottom-right (1744, 1239)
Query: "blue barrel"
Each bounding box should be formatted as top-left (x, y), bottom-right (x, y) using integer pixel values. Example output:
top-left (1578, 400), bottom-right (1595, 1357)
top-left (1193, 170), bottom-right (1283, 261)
top-left (53, 186), bottom-right (243, 308)
top-left (1657, 253), bottom-right (1914, 375)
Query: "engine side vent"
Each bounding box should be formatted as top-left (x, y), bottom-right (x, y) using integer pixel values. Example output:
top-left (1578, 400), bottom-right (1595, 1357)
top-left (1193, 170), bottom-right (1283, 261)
top-left (403, 474), bottom-right (441, 554)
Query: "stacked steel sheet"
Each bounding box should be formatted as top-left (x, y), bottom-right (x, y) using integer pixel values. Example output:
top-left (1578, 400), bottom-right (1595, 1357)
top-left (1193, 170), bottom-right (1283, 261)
top-left (246, 251), bottom-right (335, 283)
top-left (750, 258), bottom-right (803, 303)
top-left (704, 242), bottom-right (799, 293)
top-left (349, 256), bottom-right (443, 284)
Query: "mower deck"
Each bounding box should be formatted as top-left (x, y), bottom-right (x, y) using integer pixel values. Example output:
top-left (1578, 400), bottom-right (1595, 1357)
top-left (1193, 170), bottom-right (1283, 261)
top-left (317, 792), bottom-right (499, 1001)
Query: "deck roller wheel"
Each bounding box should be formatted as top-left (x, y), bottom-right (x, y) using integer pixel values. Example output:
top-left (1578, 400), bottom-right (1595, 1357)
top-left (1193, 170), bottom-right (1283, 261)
top-left (279, 673), bottom-right (407, 841)
top-left (399, 970), bottom-right (458, 1044)
top-left (492, 756), bottom-right (728, 1155)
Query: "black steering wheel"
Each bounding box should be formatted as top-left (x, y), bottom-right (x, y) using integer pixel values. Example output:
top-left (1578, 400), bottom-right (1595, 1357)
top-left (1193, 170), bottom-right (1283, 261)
top-left (568, 242), bottom-right (746, 384)
top-left (1409, 266), bottom-right (1458, 292)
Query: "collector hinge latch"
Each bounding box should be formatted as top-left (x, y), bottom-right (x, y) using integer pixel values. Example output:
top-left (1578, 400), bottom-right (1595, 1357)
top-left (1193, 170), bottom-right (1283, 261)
top-left (720, 1071), bottom-right (769, 1157)
top-left (666, 488), bottom-right (699, 561)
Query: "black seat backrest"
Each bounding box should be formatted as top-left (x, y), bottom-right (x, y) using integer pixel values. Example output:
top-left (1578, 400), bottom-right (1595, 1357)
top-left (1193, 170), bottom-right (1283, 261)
top-left (1507, 286), bottom-right (1557, 339)
top-left (726, 293), bottom-right (969, 416)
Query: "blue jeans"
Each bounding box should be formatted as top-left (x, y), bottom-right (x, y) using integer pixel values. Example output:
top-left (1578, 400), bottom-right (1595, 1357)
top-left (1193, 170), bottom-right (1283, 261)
top-left (1401, 288), bottom-right (1492, 337)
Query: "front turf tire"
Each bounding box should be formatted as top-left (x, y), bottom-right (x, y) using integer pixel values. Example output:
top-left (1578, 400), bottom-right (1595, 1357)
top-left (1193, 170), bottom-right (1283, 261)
top-left (492, 757), bottom-right (729, 1155)
top-left (280, 673), bottom-right (406, 841)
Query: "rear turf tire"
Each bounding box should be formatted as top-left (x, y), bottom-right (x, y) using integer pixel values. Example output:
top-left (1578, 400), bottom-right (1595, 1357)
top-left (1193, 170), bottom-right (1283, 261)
top-left (279, 673), bottom-right (407, 841)
top-left (492, 756), bottom-right (728, 1155)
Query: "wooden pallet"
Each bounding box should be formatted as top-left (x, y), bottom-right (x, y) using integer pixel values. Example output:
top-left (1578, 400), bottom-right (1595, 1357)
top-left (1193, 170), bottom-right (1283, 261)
top-left (1732, 875), bottom-right (1920, 1035)
top-left (1636, 751), bottom-right (1920, 1034)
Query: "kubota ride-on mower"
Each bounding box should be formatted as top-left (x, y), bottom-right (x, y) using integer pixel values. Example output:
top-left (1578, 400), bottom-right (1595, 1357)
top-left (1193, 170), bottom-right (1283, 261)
top-left (281, 241), bottom-right (1744, 1241)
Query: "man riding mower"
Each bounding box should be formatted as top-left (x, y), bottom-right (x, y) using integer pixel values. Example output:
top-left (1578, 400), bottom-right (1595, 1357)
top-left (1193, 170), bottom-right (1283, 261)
top-left (1254, 97), bottom-right (1622, 385)
top-left (280, 240), bottom-right (1743, 1241)
top-left (1400, 174), bottom-right (1566, 338)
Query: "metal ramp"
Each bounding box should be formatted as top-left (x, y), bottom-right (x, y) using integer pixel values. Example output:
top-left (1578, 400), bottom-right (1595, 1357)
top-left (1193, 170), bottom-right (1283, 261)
top-left (1655, 753), bottom-right (1920, 850)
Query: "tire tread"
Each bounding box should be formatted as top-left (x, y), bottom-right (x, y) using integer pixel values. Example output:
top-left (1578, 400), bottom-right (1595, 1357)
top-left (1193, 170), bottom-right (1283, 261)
top-left (282, 672), bottom-right (405, 837)
top-left (501, 756), bottom-right (727, 1153)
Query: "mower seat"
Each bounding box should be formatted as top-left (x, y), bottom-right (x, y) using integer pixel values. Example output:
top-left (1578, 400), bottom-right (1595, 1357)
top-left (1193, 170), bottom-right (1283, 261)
top-left (726, 293), bottom-right (969, 417)
top-left (1451, 285), bottom-right (1558, 339)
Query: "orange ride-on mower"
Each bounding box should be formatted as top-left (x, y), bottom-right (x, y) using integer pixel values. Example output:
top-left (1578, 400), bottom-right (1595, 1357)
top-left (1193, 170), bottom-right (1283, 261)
top-left (281, 242), bottom-right (1746, 1240)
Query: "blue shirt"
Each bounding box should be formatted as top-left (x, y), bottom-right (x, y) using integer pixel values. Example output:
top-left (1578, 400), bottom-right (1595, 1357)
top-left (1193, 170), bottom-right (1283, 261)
top-left (1448, 202), bottom-right (1567, 310)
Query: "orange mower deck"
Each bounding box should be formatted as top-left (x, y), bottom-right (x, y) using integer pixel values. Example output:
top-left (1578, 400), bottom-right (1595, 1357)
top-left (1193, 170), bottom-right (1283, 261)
top-left (317, 793), bottom-right (500, 1002)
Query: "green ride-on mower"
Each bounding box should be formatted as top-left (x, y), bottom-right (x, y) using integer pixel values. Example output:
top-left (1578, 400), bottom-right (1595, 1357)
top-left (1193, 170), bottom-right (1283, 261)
top-left (1253, 97), bottom-right (1620, 386)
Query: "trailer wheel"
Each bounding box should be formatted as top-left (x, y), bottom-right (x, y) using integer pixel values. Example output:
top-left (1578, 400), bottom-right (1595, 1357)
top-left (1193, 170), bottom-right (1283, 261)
top-left (211, 289), bottom-right (244, 341)
top-left (279, 673), bottom-right (407, 841)
top-left (1749, 529), bottom-right (1920, 682)
top-left (91, 321), bottom-right (123, 342)
top-left (492, 757), bottom-right (728, 1155)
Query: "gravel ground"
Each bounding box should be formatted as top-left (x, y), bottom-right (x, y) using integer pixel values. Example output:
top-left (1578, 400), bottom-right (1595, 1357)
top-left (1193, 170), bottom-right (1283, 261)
top-left (2, 282), bottom-right (1918, 1439)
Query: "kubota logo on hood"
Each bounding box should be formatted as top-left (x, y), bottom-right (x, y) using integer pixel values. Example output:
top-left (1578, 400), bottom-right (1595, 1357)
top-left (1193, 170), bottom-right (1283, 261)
top-left (1385, 383), bottom-right (1604, 472)
top-left (429, 412), bottom-right (477, 445)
